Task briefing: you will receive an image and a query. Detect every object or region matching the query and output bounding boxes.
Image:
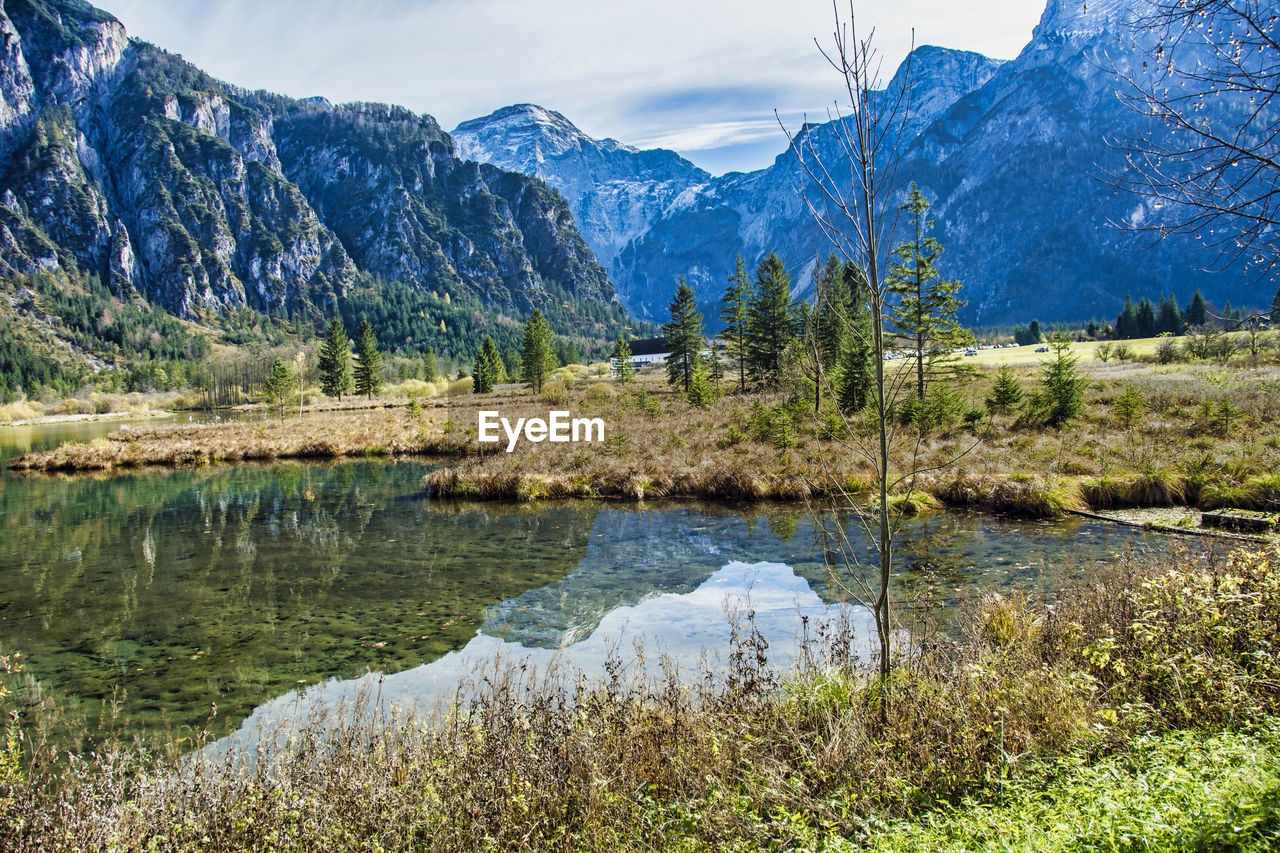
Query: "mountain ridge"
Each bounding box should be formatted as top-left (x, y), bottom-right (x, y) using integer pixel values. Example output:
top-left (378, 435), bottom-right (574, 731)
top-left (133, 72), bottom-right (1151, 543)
top-left (454, 0), bottom-right (1261, 326)
top-left (0, 0), bottom-right (633, 370)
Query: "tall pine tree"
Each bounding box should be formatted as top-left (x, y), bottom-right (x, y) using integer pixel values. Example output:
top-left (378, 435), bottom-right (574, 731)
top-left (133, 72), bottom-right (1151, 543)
top-left (1271, 284), bottom-right (1280, 324)
top-left (1156, 294), bottom-right (1184, 335)
top-left (1136, 298), bottom-right (1157, 337)
top-left (483, 337), bottom-right (506, 386)
top-left (837, 262), bottom-right (875, 413)
top-left (815, 254), bottom-right (849, 374)
top-left (1115, 295), bottom-right (1138, 339)
top-left (720, 255), bottom-right (753, 393)
top-left (663, 277), bottom-right (704, 393)
top-left (610, 334), bottom-right (634, 384)
top-left (521, 309), bottom-right (553, 393)
top-left (1185, 288), bottom-right (1208, 327)
top-left (317, 317), bottom-right (352, 400)
top-left (422, 348), bottom-right (439, 383)
top-left (473, 336), bottom-right (504, 393)
top-left (886, 184), bottom-right (968, 400)
top-left (353, 317), bottom-right (382, 399)
top-left (745, 252), bottom-right (796, 387)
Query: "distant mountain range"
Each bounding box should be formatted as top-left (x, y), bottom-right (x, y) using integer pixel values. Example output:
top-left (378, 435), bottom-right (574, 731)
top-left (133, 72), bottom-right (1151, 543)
top-left (0, 0), bottom-right (631, 368)
top-left (453, 0), bottom-right (1266, 327)
top-left (1, 0), bottom-right (1267, 378)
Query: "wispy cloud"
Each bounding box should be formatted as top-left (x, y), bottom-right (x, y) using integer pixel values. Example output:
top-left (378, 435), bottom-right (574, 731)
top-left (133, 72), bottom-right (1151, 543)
top-left (635, 119), bottom-right (790, 152)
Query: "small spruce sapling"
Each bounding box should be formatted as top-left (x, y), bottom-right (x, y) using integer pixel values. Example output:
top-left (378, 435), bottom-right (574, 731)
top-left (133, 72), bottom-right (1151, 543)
top-left (985, 364), bottom-right (1024, 415)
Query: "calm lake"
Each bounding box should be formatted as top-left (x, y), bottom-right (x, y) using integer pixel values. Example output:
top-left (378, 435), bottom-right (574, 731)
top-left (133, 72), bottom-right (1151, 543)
top-left (0, 417), bottom-right (1181, 745)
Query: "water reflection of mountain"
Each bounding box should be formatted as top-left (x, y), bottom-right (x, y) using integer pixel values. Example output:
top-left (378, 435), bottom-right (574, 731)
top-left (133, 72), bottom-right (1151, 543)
top-left (219, 558), bottom-right (875, 759)
top-left (480, 505), bottom-right (1162, 650)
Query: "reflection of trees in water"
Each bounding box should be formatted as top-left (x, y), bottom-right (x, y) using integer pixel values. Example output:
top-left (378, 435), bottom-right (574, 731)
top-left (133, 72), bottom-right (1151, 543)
top-left (0, 463), bottom-right (601, 739)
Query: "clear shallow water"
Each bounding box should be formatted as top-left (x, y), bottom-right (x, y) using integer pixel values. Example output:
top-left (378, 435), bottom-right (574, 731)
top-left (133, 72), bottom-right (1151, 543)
top-left (0, 420), bottom-right (1181, 744)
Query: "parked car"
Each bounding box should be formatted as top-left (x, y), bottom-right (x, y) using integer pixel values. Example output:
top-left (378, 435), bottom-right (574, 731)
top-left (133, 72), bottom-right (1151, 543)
top-left (1035, 345), bottom-right (1050, 353)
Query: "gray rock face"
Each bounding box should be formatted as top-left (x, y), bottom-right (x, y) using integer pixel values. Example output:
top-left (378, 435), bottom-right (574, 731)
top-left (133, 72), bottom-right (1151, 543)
top-left (0, 0), bottom-right (617, 331)
top-left (458, 0), bottom-right (1263, 325)
top-left (453, 104), bottom-right (711, 297)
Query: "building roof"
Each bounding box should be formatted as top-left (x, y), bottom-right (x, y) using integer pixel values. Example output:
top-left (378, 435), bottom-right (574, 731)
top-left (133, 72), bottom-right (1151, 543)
top-left (628, 337), bottom-right (669, 356)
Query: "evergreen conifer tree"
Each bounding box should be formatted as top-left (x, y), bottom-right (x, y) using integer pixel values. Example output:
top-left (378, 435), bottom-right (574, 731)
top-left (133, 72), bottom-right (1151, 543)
top-left (1136, 298), bottom-right (1157, 337)
top-left (422, 348), bottom-right (438, 383)
top-left (1115, 294), bottom-right (1138, 339)
top-left (1156, 294), bottom-right (1184, 335)
top-left (353, 318), bottom-right (382, 399)
top-left (1185, 288), bottom-right (1208, 327)
top-left (815, 254), bottom-right (849, 373)
top-left (521, 309), bottom-right (553, 393)
top-left (317, 317), bottom-right (352, 400)
top-left (663, 277), bottom-right (704, 393)
top-left (985, 364), bottom-right (1024, 415)
top-left (686, 354), bottom-right (717, 408)
top-left (473, 348), bottom-right (488, 392)
top-left (610, 335), bottom-right (634, 384)
top-left (1038, 333), bottom-right (1084, 426)
top-left (476, 336), bottom-right (504, 392)
top-left (836, 262), bottom-right (874, 413)
top-left (745, 252), bottom-right (796, 387)
top-left (266, 357), bottom-right (293, 419)
top-left (720, 256), bottom-right (753, 393)
top-left (1014, 320), bottom-right (1044, 346)
top-left (1272, 284), bottom-right (1280, 325)
top-left (473, 337), bottom-right (501, 393)
top-left (886, 184), bottom-right (969, 400)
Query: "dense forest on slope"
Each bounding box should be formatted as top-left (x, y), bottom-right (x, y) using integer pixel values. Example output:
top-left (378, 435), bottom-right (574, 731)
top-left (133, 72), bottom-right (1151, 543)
top-left (0, 0), bottom-right (642, 395)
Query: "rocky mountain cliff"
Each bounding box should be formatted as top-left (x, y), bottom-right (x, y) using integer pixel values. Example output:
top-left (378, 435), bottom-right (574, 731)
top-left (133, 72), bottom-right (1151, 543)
top-left (455, 1), bottom-right (1263, 326)
top-left (0, 0), bottom-right (628, 358)
top-left (453, 104), bottom-right (711, 289)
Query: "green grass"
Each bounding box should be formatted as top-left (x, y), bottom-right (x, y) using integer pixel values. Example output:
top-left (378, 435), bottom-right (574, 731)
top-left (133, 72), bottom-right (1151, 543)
top-left (966, 336), bottom-right (1173, 367)
top-left (865, 725), bottom-right (1280, 852)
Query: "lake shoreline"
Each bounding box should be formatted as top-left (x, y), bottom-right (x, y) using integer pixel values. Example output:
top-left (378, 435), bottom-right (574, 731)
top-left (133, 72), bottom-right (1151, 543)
top-left (0, 409), bottom-right (175, 428)
top-left (7, 390), bottom-right (1278, 536)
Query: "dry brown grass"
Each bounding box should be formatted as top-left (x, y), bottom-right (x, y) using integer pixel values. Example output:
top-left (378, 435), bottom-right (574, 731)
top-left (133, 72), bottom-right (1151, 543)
top-left (6, 405), bottom-right (489, 472)
top-left (12, 363), bottom-right (1280, 517)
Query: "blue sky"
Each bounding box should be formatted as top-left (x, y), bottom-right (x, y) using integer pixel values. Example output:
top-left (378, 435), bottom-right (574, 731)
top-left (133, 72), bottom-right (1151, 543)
top-left (93, 0), bottom-right (1046, 174)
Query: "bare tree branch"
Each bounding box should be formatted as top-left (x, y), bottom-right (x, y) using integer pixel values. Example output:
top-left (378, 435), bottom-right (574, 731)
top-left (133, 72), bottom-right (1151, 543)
top-left (1105, 0), bottom-right (1280, 278)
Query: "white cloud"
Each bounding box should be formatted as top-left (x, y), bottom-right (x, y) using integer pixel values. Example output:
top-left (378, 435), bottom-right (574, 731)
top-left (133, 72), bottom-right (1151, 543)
top-left (93, 0), bottom-right (1046, 172)
top-left (633, 118), bottom-right (792, 152)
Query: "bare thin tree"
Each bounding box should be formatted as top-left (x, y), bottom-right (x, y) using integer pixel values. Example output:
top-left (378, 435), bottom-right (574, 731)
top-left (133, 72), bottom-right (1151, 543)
top-left (780, 0), bottom-right (913, 688)
top-left (1108, 0), bottom-right (1280, 276)
top-left (782, 2), bottom-right (979, 697)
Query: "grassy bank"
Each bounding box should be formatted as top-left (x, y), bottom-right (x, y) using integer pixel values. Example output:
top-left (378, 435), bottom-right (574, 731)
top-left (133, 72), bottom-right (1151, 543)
top-left (867, 725), bottom-right (1280, 851)
top-left (5, 406), bottom-right (468, 471)
top-left (10, 361), bottom-right (1280, 522)
top-left (2, 544), bottom-right (1277, 851)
